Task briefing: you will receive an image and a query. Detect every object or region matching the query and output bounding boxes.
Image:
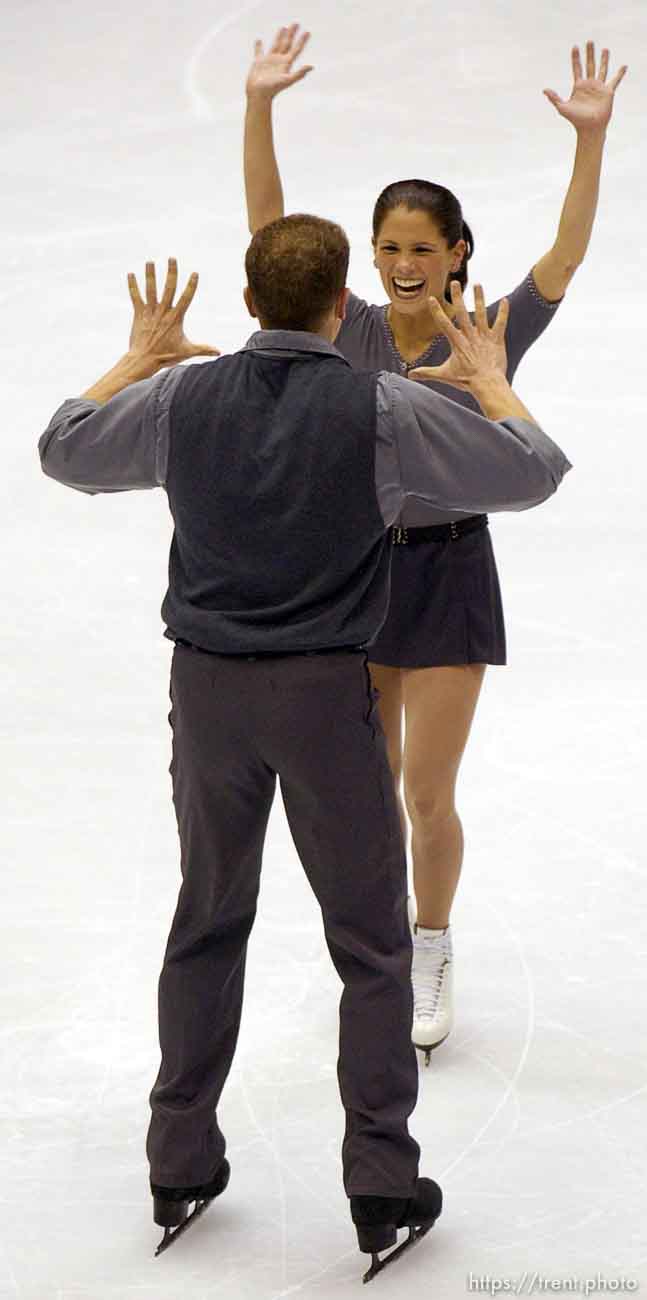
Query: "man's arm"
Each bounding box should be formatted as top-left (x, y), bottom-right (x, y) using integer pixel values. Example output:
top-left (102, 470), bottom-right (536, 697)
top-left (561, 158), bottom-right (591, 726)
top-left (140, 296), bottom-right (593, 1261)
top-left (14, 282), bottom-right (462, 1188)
top-left (38, 369), bottom-right (182, 494)
top-left (38, 259), bottom-right (219, 494)
top-left (381, 372), bottom-right (571, 522)
top-left (379, 282), bottom-right (571, 521)
top-left (244, 25), bottom-right (312, 234)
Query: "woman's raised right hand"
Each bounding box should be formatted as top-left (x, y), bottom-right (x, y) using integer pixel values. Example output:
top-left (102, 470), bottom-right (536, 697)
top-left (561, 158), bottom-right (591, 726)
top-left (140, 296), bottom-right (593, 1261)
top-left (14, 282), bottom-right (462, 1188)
top-left (246, 24), bottom-right (313, 101)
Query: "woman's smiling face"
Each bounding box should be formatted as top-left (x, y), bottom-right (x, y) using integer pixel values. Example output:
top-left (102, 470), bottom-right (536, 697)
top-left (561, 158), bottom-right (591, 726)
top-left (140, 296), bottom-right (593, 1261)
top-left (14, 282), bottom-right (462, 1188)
top-left (373, 205), bottom-right (466, 316)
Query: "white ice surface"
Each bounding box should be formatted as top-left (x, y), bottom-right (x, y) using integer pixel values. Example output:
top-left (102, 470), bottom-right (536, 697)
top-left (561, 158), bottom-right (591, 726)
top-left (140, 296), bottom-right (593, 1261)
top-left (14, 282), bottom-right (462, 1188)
top-left (3, 0), bottom-right (647, 1296)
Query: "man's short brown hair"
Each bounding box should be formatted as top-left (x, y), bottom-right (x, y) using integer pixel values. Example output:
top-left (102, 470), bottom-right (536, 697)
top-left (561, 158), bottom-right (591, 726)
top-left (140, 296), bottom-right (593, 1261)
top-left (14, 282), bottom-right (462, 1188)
top-left (245, 214), bottom-right (350, 332)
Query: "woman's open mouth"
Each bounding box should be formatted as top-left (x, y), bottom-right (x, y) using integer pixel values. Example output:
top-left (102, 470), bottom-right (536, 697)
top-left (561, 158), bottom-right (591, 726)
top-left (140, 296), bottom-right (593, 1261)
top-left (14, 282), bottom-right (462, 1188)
top-left (392, 277), bottom-right (426, 301)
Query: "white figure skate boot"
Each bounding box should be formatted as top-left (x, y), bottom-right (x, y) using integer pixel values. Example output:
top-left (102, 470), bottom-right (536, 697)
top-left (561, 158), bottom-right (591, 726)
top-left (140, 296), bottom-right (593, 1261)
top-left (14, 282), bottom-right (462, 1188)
top-left (411, 925), bottom-right (453, 1066)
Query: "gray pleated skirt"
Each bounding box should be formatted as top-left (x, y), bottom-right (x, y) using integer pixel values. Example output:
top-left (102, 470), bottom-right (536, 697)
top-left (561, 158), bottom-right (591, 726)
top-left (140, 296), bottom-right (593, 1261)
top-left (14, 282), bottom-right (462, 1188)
top-left (367, 520), bottom-right (507, 668)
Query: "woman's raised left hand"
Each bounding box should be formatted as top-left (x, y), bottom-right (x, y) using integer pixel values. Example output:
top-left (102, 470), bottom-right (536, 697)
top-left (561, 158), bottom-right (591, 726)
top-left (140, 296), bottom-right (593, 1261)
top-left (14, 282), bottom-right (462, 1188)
top-left (543, 40), bottom-right (627, 133)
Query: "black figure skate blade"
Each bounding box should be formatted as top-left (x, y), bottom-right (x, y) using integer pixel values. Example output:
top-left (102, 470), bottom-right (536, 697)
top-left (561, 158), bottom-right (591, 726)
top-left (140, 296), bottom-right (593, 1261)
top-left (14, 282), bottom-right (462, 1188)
top-left (416, 1034), bottom-right (449, 1068)
top-left (362, 1221), bottom-right (434, 1284)
top-left (155, 1197), bottom-right (213, 1256)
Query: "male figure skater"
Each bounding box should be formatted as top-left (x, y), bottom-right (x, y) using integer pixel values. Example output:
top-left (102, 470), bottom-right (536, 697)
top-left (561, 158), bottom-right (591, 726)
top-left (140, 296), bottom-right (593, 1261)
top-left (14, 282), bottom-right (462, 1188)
top-left (38, 218), bottom-right (571, 1281)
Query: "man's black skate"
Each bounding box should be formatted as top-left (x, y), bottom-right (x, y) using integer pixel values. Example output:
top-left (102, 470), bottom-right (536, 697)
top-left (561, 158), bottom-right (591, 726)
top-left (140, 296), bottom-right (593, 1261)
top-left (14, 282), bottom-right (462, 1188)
top-left (350, 1177), bottom-right (442, 1283)
top-left (151, 1159), bottom-right (230, 1256)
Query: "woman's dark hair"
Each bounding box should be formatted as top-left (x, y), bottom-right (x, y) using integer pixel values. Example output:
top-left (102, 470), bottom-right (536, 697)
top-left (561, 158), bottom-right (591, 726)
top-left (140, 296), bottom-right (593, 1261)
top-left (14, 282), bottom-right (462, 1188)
top-left (372, 180), bottom-right (474, 303)
top-left (245, 213), bottom-right (349, 331)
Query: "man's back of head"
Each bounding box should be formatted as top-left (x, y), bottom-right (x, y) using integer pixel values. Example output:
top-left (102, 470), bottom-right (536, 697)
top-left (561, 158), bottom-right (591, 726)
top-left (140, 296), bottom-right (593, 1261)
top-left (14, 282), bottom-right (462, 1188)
top-left (244, 214), bottom-right (350, 334)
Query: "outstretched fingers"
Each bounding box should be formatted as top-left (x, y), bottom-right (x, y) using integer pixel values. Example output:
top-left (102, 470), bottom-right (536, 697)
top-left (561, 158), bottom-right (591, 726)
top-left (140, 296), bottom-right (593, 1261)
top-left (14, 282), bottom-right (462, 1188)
top-left (568, 40), bottom-right (627, 93)
top-left (472, 283), bottom-right (488, 330)
top-left (287, 63), bottom-right (313, 86)
top-left (173, 270), bottom-right (199, 319)
top-left (289, 29), bottom-right (311, 67)
top-left (595, 43), bottom-right (628, 90)
top-left (472, 281), bottom-right (507, 339)
top-left (270, 26), bottom-right (285, 53)
top-left (188, 341), bottom-right (221, 358)
top-left (407, 365), bottom-right (442, 382)
top-left (420, 296), bottom-right (467, 356)
top-left (272, 25), bottom-right (293, 54)
top-left (159, 257), bottom-right (178, 313)
top-left (491, 296), bottom-right (510, 341)
top-left (609, 63), bottom-right (628, 92)
top-left (426, 295), bottom-right (462, 346)
top-left (145, 261), bottom-right (158, 309)
top-left (271, 22), bottom-right (310, 65)
top-left (448, 279), bottom-right (472, 332)
top-left (127, 272), bottom-right (145, 312)
top-left (543, 87), bottom-right (561, 108)
top-left (571, 44), bottom-right (583, 82)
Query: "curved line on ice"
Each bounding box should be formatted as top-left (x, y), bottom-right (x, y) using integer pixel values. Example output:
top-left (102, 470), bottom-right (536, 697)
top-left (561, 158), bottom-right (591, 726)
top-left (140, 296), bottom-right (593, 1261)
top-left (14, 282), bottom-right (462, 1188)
top-left (184, 1), bottom-right (267, 122)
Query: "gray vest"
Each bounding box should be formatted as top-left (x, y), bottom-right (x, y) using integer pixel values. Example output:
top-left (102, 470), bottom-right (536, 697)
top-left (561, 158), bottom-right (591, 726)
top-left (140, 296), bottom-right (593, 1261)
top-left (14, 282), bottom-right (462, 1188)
top-left (161, 346), bottom-right (390, 654)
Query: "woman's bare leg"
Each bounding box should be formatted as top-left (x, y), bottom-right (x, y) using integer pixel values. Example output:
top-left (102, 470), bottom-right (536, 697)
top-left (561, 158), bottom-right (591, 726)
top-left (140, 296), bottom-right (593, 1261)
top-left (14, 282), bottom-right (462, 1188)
top-left (401, 664), bottom-right (486, 928)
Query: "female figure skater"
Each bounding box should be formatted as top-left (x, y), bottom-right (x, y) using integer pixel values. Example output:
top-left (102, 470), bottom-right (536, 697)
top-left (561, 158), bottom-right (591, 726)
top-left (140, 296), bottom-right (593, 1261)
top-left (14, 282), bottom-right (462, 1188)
top-left (243, 28), bottom-right (626, 1060)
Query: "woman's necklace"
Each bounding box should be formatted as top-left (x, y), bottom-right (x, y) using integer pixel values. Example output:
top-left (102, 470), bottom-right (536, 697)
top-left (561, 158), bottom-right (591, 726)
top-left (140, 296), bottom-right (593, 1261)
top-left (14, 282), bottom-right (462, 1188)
top-left (383, 305), bottom-right (452, 372)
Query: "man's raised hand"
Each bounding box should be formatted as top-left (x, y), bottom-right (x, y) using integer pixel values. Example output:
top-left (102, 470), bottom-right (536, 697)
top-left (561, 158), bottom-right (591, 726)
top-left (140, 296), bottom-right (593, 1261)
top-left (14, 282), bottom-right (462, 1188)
top-left (408, 283), bottom-right (509, 391)
top-left (246, 23), bottom-right (313, 101)
top-left (127, 259), bottom-right (220, 367)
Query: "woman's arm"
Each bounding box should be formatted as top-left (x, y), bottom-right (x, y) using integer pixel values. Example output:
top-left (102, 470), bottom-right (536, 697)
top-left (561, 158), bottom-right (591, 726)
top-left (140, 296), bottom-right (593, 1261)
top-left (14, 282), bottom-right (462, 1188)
top-left (531, 40), bottom-right (628, 301)
top-left (244, 24), bottom-right (313, 235)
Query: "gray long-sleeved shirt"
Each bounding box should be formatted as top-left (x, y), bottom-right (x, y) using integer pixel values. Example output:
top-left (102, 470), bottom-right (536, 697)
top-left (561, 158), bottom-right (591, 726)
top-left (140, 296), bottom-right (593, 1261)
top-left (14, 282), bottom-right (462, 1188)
top-left (39, 330), bottom-right (571, 523)
top-left (336, 267), bottom-right (564, 524)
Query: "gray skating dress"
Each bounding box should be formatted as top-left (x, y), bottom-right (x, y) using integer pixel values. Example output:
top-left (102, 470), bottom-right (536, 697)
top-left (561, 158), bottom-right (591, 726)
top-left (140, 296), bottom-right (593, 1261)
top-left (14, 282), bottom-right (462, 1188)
top-left (336, 269), bottom-right (562, 666)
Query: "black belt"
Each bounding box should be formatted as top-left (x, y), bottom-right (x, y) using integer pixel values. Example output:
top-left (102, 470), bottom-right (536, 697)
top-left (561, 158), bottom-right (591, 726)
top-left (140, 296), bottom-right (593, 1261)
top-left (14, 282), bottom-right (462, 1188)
top-left (174, 639), bottom-right (364, 661)
top-left (390, 514), bottom-right (488, 545)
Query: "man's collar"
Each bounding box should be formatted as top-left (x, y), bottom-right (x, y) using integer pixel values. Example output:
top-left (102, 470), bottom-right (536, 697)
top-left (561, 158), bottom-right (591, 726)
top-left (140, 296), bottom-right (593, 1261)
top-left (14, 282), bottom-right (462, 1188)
top-left (243, 329), bottom-right (349, 363)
